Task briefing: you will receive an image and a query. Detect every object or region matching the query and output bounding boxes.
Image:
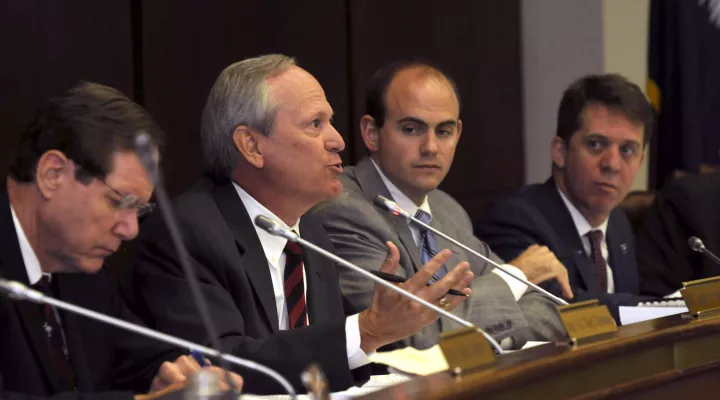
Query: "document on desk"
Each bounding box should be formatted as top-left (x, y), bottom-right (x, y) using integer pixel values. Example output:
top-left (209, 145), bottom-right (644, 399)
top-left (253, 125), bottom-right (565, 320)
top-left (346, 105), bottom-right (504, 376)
top-left (619, 306), bottom-right (688, 325)
top-left (240, 373), bottom-right (411, 399)
top-left (368, 344), bottom-right (448, 376)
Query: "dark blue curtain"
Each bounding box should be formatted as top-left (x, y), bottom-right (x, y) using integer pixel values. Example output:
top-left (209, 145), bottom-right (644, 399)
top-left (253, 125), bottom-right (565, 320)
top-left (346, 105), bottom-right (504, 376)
top-left (648, 0), bottom-right (720, 188)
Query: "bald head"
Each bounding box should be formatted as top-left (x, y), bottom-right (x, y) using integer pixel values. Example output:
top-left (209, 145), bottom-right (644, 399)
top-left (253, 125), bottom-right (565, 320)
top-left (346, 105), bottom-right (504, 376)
top-left (360, 61), bottom-right (463, 205)
top-left (364, 60), bottom-right (460, 129)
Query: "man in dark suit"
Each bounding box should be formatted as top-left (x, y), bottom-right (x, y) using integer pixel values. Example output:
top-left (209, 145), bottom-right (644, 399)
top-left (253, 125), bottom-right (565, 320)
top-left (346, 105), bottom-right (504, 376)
top-left (0, 82), bottom-right (242, 399)
top-left (310, 60), bottom-right (568, 349)
top-left (476, 74), bottom-right (654, 322)
top-left (636, 172), bottom-right (720, 297)
top-left (125, 55), bottom-right (474, 394)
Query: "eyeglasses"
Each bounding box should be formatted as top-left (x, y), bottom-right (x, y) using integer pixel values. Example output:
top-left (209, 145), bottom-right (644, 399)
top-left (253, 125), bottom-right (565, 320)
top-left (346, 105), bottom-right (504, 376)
top-left (73, 163), bottom-right (155, 218)
top-left (96, 179), bottom-right (156, 218)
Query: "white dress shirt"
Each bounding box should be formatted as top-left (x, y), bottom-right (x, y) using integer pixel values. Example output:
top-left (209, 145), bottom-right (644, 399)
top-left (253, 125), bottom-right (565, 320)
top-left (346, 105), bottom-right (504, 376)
top-left (10, 205), bottom-right (44, 285)
top-left (556, 186), bottom-right (615, 294)
top-left (232, 183), bottom-right (370, 369)
top-left (370, 159), bottom-right (529, 301)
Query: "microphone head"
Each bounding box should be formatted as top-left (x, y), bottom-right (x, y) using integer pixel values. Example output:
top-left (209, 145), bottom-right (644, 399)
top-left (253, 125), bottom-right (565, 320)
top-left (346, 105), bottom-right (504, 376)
top-left (134, 131), bottom-right (152, 149)
top-left (254, 216), bottom-right (297, 241)
top-left (689, 236), bottom-right (705, 252)
top-left (134, 131), bottom-right (159, 184)
top-left (0, 279), bottom-right (44, 303)
top-left (373, 195), bottom-right (410, 218)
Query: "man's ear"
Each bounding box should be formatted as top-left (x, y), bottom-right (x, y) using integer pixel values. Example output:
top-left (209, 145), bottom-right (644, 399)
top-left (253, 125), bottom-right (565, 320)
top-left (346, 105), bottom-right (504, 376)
top-left (360, 115), bottom-right (381, 153)
top-left (35, 150), bottom-right (72, 200)
top-left (232, 125), bottom-right (264, 168)
top-left (550, 136), bottom-right (567, 169)
top-left (456, 119), bottom-right (463, 141)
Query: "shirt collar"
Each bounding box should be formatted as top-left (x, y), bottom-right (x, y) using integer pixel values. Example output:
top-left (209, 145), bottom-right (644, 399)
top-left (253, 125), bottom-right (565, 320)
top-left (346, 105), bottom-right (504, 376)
top-left (556, 185), bottom-right (608, 238)
top-left (232, 182), bottom-right (300, 265)
top-left (10, 204), bottom-right (43, 285)
top-left (370, 158), bottom-right (431, 219)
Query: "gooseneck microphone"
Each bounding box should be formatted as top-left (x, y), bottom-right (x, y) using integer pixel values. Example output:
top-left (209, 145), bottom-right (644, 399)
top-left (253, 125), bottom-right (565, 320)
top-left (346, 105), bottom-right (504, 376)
top-left (373, 195), bottom-right (569, 306)
top-left (688, 236), bottom-right (720, 265)
top-left (253, 215), bottom-right (505, 355)
top-left (134, 133), bottom-right (294, 397)
top-left (0, 278), bottom-right (295, 398)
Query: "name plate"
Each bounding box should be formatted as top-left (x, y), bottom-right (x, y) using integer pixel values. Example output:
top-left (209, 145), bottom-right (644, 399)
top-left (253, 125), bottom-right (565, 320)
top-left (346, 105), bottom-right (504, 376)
top-left (681, 276), bottom-right (720, 320)
top-left (439, 327), bottom-right (495, 375)
top-left (557, 299), bottom-right (617, 346)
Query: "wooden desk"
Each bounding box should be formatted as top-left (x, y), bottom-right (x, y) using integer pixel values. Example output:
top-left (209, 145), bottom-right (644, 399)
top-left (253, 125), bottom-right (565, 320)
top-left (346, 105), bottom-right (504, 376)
top-left (360, 314), bottom-right (720, 399)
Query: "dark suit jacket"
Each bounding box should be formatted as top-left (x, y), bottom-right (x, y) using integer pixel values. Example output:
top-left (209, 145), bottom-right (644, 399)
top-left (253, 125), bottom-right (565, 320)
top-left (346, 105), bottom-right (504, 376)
top-left (636, 172), bottom-right (720, 296)
top-left (123, 177), bottom-right (369, 395)
top-left (0, 187), bottom-right (179, 399)
top-left (475, 178), bottom-right (648, 322)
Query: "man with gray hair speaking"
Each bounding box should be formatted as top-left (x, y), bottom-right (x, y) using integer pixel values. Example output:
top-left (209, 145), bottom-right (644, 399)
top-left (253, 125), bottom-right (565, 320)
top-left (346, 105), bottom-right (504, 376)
top-left (124, 54), bottom-right (474, 394)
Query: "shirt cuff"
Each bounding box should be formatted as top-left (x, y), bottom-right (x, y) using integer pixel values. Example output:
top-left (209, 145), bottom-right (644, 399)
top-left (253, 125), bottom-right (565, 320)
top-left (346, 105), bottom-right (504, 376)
top-left (492, 264), bottom-right (529, 301)
top-left (500, 336), bottom-right (515, 350)
top-left (345, 314), bottom-right (372, 370)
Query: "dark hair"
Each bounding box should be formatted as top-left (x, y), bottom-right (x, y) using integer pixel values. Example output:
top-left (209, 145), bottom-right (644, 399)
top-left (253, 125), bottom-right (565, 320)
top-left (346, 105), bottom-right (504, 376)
top-left (9, 81), bottom-right (164, 183)
top-left (556, 74), bottom-right (653, 146)
top-left (365, 59), bottom-right (461, 128)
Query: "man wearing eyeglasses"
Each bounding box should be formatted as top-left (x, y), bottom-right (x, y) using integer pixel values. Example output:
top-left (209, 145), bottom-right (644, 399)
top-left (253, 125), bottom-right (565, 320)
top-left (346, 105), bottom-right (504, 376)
top-left (0, 82), bottom-right (243, 399)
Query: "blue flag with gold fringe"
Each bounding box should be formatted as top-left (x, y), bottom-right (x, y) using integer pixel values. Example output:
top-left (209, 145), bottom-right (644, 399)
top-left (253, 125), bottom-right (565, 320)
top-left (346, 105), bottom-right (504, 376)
top-left (648, 0), bottom-right (720, 187)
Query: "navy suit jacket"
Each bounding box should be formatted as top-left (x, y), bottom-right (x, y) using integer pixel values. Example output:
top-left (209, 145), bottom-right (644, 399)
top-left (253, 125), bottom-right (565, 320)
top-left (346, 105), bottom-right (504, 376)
top-left (475, 178), bottom-right (649, 322)
top-left (635, 172), bottom-right (720, 296)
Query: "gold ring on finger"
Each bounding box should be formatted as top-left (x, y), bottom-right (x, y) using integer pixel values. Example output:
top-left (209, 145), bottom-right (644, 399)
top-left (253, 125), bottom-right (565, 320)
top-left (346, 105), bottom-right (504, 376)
top-left (439, 296), bottom-right (451, 310)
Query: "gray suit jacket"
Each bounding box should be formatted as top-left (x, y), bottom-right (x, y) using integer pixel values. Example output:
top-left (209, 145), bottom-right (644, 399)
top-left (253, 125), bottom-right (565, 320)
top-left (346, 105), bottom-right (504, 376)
top-left (309, 158), bottom-right (565, 349)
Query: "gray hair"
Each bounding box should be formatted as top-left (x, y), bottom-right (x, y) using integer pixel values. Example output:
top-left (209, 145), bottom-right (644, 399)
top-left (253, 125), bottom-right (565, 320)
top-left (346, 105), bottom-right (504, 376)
top-left (200, 54), bottom-right (296, 179)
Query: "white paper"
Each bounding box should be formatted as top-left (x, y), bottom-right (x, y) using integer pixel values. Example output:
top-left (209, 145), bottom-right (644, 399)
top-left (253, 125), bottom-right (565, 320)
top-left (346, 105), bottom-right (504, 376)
top-left (619, 306), bottom-right (688, 325)
top-left (240, 373), bottom-right (410, 400)
top-left (521, 341), bottom-right (548, 349)
top-left (368, 345), bottom-right (448, 376)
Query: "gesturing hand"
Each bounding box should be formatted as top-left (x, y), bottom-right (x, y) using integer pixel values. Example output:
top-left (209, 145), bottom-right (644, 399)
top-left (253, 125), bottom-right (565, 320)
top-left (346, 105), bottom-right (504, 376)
top-left (358, 241), bottom-right (474, 352)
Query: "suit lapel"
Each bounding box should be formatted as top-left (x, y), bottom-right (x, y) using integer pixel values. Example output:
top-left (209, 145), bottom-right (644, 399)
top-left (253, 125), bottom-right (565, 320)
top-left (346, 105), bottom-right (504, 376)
top-left (298, 218), bottom-right (330, 323)
top-left (537, 179), bottom-right (598, 291)
top-left (390, 219), bottom-right (422, 272)
top-left (429, 206), bottom-right (464, 273)
top-left (606, 214), bottom-right (634, 293)
top-left (352, 158), bottom-right (422, 271)
top-left (0, 187), bottom-right (61, 392)
top-left (54, 277), bottom-right (92, 392)
top-left (212, 180), bottom-right (278, 332)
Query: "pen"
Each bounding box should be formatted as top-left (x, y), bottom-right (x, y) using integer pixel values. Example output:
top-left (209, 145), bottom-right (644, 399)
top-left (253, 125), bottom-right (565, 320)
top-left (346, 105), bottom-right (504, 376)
top-left (190, 349), bottom-right (208, 367)
top-left (557, 250), bottom-right (583, 260)
top-left (370, 270), bottom-right (469, 297)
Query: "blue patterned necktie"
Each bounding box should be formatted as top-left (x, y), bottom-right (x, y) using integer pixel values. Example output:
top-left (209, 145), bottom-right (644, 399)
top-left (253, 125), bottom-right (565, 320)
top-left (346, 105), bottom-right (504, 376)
top-left (414, 209), bottom-right (448, 282)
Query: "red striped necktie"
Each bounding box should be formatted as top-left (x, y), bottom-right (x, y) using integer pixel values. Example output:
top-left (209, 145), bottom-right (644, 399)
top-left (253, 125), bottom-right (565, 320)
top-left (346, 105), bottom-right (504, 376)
top-left (283, 238), bottom-right (308, 329)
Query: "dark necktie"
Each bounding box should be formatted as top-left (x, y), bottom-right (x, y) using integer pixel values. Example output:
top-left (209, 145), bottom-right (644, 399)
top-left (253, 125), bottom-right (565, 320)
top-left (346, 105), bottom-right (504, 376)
top-left (586, 230), bottom-right (608, 293)
top-left (34, 276), bottom-right (75, 390)
top-left (415, 209), bottom-right (448, 283)
top-left (283, 238), bottom-right (308, 329)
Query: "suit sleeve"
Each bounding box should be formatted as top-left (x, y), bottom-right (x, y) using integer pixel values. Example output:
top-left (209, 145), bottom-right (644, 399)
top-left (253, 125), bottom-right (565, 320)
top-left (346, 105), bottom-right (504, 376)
top-left (313, 197), bottom-right (397, 314)
top-left (635, 184), bottom-right (703, 296)
top-left (475, 198), bottom-right (573, 298)
top-left (110, 281), bottom-right (185, 394)
top-left (474, 198), bottom-right (547, 263)
top-left (124, 213), bottom-right (357, 395)
top-left (0, 374), bottom-right (131, 400)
